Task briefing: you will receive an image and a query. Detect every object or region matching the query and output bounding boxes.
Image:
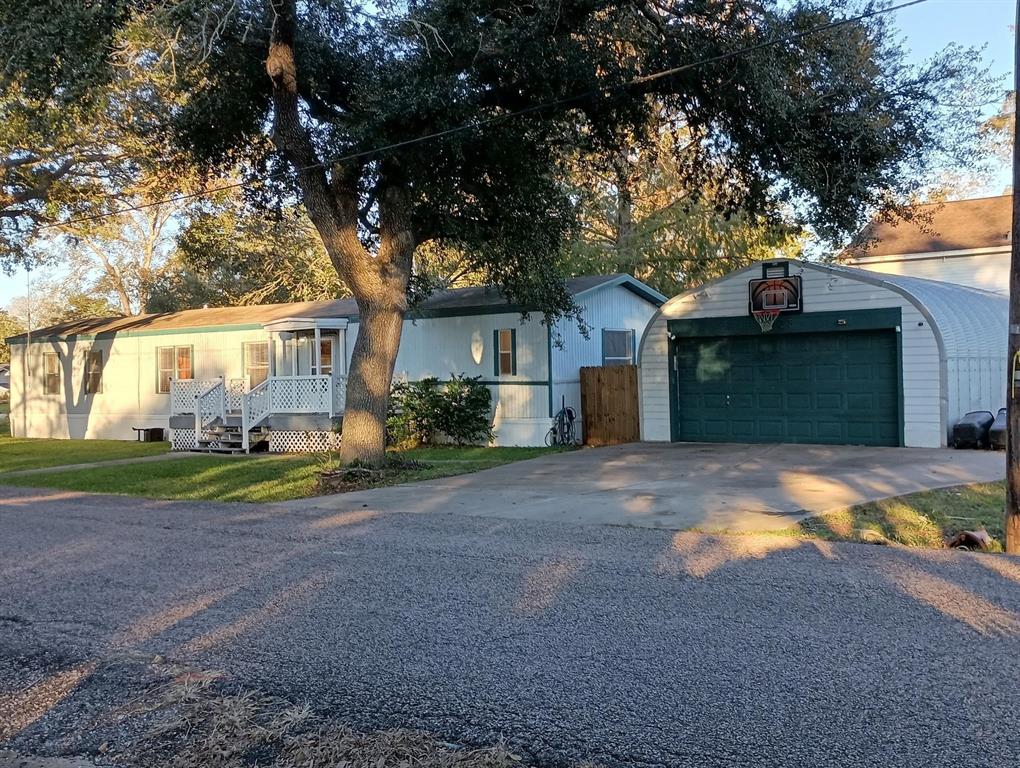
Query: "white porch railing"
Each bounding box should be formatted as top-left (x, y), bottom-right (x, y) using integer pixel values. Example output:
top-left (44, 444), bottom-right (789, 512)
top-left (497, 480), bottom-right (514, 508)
top-left (171, 379), bottom-right (222, 414)
top-left (194, 380), bottom-right (226, 435)
top-left (269, 375), bottom-right (333, 415)
top-left (226, 377), bottom-right (249, 412)
top-left (334, 375), bottom-right (347, 415)
top-left (173, 374), bottom-right (349, 452)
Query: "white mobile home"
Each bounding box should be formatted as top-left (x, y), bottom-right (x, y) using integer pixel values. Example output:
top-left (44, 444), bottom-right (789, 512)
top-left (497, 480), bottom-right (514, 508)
top-left (638, 259), bottom-right (1007, 448)
top-left (7, 274), bottom-right (663, 450)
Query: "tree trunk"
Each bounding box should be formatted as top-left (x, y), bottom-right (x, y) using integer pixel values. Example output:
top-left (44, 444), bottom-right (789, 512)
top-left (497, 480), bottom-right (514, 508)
top-left (339, 301), bottom-right (406, 465)
top-left (267, 0), bottom-right (414, 466)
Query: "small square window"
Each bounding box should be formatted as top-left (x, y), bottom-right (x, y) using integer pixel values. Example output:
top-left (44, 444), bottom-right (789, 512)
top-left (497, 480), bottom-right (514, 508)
top-left (602, 329), bottom-right (634, 366)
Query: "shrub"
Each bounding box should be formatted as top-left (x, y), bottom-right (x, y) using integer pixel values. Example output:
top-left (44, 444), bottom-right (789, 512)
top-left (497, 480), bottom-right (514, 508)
top-left (387, 374), bottom-right (493, 448)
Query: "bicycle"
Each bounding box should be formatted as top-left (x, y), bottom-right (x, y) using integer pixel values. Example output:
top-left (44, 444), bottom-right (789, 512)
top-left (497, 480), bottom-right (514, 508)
top-left (545, 395), bottom-right (578, 446)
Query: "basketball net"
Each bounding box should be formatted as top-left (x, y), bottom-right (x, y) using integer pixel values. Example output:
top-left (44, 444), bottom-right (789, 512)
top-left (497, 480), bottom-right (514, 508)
top-left (752, 309), bottom-right (780, 333)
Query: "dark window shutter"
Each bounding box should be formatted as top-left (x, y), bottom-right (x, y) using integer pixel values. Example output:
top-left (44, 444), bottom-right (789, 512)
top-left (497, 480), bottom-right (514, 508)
top-left (510, 329), bottom-right (517, 375)
top-left (493, 329), bottom-right (499, 376)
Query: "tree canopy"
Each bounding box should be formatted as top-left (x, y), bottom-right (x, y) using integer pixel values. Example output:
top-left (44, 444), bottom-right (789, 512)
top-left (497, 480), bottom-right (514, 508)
top-left (0, 0), bottom-right (991, 462)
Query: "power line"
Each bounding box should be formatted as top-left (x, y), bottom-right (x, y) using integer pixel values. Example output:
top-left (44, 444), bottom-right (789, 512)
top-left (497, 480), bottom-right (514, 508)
top-left (34, 0), bottom-right (931, 232)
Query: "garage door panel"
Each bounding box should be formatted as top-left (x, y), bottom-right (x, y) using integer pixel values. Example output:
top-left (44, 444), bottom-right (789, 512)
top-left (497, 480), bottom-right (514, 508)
top-left (730, 420), bottom-right (756, 439)
top-left (730, 393), bottom-right (755, 409)
top-left (815, 392), bottom-right (842, 409)
top-left (846, 393), bottom-right (875, 410)
top-left (674, 329), bottom-right (899, 447)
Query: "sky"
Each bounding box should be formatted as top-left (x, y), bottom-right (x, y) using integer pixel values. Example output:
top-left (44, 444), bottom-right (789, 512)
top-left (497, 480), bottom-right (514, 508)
top-left (1, 0), bottom-right (1016, 309)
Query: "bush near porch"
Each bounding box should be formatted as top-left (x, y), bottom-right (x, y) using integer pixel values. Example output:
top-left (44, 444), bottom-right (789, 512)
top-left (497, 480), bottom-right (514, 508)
top-left (386, 375), bottom-right (494, 449)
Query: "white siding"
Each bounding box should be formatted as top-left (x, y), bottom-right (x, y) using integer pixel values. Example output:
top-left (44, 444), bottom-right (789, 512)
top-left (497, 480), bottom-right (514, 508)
top-left (349, 311), bottom-right (552, 444)
top-left (550, 287), bottom-right (659, 431)
top-left (12, 283), bottom-right (662, 448)
top-left (847, 249), bottom-right (1009, 295)
top-left (867, 270), bottom-right (1008, 435)
top-left (638, 262), bottom-right (945, 448)
top-left (9, 326), bottom-right (273, 440)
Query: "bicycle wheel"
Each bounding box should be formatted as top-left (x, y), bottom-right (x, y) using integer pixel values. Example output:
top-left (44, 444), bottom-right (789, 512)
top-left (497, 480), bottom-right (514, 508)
top-left (544, 426), bottom-right (557, 447)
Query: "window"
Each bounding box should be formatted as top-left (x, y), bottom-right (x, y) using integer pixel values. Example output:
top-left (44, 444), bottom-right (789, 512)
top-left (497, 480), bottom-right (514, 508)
top-left (602, 329), bottom-right (635, 366)
top-left (493, 328), bottom-right (516, 376)
top-left (43, 352), bottom-right (60, 394)
top-left (319, 339), bottom-right (333, 376)
top-left (156, 346), bottom-right (193, 393)
top-left (84, 349), bottom-right (103, 394)
top-left (244, 342), bottom-right (270, 387)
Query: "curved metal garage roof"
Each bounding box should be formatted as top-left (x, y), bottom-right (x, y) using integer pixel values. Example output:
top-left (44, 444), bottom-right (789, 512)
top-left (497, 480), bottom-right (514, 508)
top-left (824, 264), bottom-right (1008, 361)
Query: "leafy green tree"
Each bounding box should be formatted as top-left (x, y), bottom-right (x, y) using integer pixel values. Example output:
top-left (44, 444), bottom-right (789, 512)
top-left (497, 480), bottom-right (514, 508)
top-left (3, 0), bottom-right (990, 463)
top-left (0, 0), bottom-right (187, 265)
top-left (563, 125), bottom-right (804, 295)
top-left (0, 309), bottom-right (23, 363)
top-left (147, 204), bottom-right (346, 312)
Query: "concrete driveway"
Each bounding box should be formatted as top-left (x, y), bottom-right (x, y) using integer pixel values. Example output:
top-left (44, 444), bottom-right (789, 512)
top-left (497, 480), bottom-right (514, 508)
top-left (280, 442), bottom-right (1006, 531)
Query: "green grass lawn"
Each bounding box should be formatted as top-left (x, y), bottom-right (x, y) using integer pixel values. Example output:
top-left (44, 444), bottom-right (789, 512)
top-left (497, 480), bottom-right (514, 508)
top-left (0, 446), bottom-right (562, 503)
top-left (781, 481), bottom-right (1006, 550)
top-left (0, 434), bottom-right (170, 473)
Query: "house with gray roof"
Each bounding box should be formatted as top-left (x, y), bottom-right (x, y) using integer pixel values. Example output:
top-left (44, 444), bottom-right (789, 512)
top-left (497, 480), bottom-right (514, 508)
top-left (5, 274), bottom-right (664, 450)
top-left (842, 195), bottom-right (1011, 294)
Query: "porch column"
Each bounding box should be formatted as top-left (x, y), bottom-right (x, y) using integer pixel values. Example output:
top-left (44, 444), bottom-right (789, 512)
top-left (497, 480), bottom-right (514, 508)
top-left (313, 326), bottom-right (322, 375)
top-left (268, 334), bottom-right (277, 378)
top-left (291, 335), bottom-right (298, 377)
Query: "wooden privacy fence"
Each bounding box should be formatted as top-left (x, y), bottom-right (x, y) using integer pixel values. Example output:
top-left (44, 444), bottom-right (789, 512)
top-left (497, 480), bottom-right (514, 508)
top-left (579, 365), bottom-right (640, 446)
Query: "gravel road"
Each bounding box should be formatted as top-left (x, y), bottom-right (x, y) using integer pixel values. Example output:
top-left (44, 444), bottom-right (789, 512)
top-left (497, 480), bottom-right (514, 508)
top-left (1, 485), bottom-right (1019, 767)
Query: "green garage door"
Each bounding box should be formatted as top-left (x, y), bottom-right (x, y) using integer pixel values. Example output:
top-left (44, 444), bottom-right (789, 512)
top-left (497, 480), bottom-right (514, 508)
top-left (673, 329), bottom-right (900, 446)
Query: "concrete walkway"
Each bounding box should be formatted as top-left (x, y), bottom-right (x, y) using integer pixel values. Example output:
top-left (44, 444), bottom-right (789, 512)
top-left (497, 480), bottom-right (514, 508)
top-left (277, 442), bottom-right (1007, 531)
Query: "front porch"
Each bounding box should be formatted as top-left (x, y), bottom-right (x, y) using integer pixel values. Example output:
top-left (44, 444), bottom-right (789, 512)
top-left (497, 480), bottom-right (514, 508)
top-left (169, 316), bottom-right (350, 453)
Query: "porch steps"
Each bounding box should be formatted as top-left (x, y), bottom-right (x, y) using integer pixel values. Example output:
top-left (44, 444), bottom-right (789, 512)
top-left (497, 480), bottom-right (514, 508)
top-left (193, 420), bottom-right (269, 454)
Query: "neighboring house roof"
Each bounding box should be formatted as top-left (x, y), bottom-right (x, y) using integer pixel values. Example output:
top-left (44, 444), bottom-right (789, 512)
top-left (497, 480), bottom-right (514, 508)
top-left (844, 195), bottom-right (1012, 259)
top-left (7, 274), bottom-right (664, 343)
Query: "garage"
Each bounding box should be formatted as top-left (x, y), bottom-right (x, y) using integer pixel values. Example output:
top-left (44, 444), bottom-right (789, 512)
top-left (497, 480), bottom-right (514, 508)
top-left (639, 260), bottom-right (1007, 448)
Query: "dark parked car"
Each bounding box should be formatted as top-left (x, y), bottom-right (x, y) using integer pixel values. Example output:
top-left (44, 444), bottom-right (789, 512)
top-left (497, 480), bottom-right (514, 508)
top-left (953, 410), bottom-right (994, 449)
top-left (989, 408), bottom-right (1007, 450)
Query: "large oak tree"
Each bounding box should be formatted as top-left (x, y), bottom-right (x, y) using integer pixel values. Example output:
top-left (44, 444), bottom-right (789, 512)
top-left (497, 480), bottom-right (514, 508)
top-left (2, 0), bottom-right (986, 464)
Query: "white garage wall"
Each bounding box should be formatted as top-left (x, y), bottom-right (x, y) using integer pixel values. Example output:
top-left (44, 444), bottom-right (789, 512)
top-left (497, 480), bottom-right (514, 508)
top-left (638, 261), bottom-right (945, 448)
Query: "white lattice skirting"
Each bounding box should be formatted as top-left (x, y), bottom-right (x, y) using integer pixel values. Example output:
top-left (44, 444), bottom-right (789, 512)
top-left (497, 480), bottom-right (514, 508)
top-left (268, 430), bottom-right (341, 453)
top-left (170, 428), bottom-right (198, 451)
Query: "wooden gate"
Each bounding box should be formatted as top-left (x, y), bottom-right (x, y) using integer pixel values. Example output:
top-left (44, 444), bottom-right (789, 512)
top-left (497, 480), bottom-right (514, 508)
top-left (579, 365), bottom-right (640, 446)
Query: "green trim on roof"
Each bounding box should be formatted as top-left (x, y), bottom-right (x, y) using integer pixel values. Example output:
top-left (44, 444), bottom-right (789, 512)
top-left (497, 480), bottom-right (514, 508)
top-left (8, 322), bottom-right (267, 344)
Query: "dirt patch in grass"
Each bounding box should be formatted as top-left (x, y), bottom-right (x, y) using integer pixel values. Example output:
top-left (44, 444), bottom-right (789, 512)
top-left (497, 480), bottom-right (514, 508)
top-left (779, 481), bottom-right (1006, 551)
top-left (316, 457), bottom-right (430, 494)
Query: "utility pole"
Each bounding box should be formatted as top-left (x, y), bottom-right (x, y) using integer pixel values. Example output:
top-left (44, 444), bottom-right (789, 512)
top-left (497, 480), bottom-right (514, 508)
top-left (1007, 0), bottom-right (1020, 554)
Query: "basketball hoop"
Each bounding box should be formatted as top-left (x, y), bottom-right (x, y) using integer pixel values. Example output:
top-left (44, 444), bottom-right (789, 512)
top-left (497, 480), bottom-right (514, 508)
top-left (752, 309), bottom-right (780, 333)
